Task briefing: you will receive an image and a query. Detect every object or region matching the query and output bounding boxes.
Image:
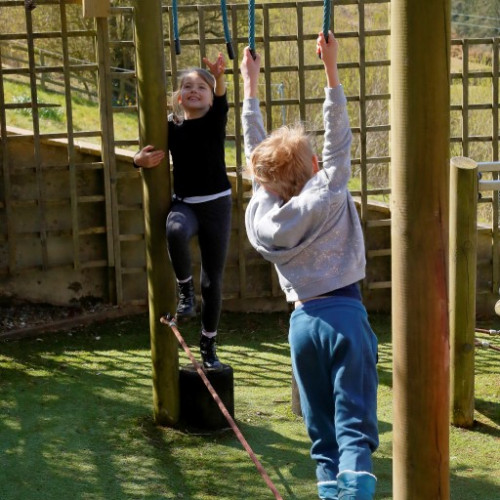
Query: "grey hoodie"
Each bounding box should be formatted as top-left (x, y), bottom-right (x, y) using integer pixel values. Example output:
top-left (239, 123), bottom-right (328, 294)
top-left (243, 85), bottom-right (366, 302)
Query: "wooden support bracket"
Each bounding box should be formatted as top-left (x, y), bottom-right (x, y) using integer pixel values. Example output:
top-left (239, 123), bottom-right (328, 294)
top-left (82, 0), bottom-right (110, 18)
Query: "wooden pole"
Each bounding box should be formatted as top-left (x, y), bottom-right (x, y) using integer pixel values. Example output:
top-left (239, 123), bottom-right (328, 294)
top-left (132, 0), bottom-right (179, 426)
top-left (449, 156), bottom-right (477, 428)
top-left (390, 1), bottom-right (451, 498)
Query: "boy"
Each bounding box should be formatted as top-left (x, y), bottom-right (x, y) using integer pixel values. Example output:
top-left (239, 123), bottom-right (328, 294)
top-left (240, 33), bottom-right (379, 500)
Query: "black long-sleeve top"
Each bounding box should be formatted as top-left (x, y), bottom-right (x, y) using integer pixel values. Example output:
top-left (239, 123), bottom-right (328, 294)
top-left (168, 93), bottom-right (231, 198)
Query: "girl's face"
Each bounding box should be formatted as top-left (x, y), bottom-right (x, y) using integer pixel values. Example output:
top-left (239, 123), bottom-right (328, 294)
top-left (178, 72), bottom-right (213, 119)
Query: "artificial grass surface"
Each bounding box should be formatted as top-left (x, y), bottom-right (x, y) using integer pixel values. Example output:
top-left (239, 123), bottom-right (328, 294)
top-left (1, 312), bottom-right (499, 499)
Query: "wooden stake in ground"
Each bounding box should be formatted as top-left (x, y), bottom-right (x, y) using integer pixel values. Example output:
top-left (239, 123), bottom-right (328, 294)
top-left (133, 0), bottom-right (179, 426)
top-left (449, 156), bottom-right (478, 428)
top-left (390, 0), bottom-right (451, 498)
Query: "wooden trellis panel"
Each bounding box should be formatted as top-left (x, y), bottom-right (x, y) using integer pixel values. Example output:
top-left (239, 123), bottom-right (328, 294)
top-left (1, 0), bottom-right (499, 313)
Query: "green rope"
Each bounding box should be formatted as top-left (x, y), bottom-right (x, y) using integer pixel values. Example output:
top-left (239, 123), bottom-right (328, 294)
top-left (248, 0), bottom-right (256, 58)
top-left (220, 0), bottom-right (234, 59)
top-left (172, 0), bottom-right (180, 55)
top-left (323, 0), bottom-right (331, 41)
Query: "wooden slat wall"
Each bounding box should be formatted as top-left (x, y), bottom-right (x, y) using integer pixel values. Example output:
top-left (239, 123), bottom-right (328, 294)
top-left (1, 0), bottom-right (499, 311)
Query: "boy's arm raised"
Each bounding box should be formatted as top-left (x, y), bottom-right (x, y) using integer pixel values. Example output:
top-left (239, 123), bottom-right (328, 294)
top-left (240, 47), bottom-right (266, 160)
top-left (317, 31), bottom-right (340, 88)
top-left (318, 32), bottom-right (353, 189)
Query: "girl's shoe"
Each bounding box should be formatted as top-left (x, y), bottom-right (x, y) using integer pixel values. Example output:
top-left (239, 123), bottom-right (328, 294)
top-left (199, 335), bottom-right (222, 369)
top-left (176, 278), bottom-right (196, 319)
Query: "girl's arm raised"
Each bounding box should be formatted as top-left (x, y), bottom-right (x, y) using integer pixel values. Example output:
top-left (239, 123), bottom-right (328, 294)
top-left (204, 53), bottom-right (226, 96)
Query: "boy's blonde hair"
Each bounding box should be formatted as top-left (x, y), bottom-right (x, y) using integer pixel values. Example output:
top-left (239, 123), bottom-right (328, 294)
top-left (249, 123), bottom-right (315, 202)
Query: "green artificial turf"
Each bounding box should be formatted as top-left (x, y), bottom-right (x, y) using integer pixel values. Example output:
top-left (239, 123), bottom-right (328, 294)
top-left (1, 312), bottom-right (499, 499)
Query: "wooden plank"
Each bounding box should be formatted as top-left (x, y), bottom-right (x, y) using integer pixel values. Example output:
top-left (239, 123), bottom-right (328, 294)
top-left (198, 6), bottom-right (206, 66)
top-left (0, 45), bottom-right (16, 273)
top-left (83, 0), bottom-right (110, 19)
top-left (263, 5), bottom-right (272, 130)
top-left (0, 304), bottom-right (147, 341)
top-left (492, 39), bottom-right (499, 294)
top-left (231, 5), bottom-right (247, 299)
top-left (462, 40), bottom-right (469, 157)
top-left (25, 5), bottom-right (49, 270)
top-left (60, 1), bottom-right (80, 270)
top-left (96, 16), bottom-right (122, 303)
top-left (296, 4), bottom-right (306, 121)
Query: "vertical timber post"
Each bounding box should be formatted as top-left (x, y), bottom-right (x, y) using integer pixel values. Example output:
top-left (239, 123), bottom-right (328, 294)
top-left (449, 156), bottom-right (478, 428)
top-left (133, 0), bottom-right (179, 426)
top-left (391, 1), bottom-right (451, 498)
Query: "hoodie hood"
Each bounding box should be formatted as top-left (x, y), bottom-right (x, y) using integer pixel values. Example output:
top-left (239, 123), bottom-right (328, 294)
top-left (245, 172), bottom-right (335, 265)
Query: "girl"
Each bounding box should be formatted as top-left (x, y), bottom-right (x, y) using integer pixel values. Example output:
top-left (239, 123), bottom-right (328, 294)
top-left (133, 53), bottom-right (231, 369)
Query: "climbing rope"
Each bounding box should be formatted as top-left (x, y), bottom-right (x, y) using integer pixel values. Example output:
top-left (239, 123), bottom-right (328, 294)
top-left (248, 0), bottom-right (256, 59)
top-left (322, 0), bottom-right (331, 41)
top-left (160, 314), bottom-right (284, 500)
top-left (220, 0), bottom-right (234, 60)
top-left (172, 0), bottom-right (181, 55)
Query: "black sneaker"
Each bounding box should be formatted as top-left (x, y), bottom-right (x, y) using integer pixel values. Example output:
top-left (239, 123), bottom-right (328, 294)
top-left (176, 278), bottom-right (196, 320)
top-left (199, 335), bottom-right (222, 369)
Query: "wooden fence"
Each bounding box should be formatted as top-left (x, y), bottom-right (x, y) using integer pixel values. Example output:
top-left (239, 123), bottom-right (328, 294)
top-left (0, 0), bottom-right (499, 316)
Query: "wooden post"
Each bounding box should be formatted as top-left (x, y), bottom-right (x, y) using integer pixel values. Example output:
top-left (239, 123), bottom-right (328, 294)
top-left (132, 0), bottom-right (179, 426)
top-left (449, 156), bottom-right (477, 428)
top-left (391, 1), bottom-right (451, 498)
top-left (95, 16), bottom-right (120, 304)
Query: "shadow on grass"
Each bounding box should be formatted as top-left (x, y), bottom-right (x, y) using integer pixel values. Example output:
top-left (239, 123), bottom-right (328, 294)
top-left (1, 311), bottom-right (498, 499)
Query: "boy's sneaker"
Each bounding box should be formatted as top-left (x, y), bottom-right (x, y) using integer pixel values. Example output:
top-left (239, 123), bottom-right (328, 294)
top-left (199, 335), bottom-right (222, 369)
top-left (176, 278), bottom-right (196, 320)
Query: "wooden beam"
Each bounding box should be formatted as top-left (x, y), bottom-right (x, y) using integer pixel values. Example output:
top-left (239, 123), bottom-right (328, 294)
top-left (83, 0), bottom-right (109, 18)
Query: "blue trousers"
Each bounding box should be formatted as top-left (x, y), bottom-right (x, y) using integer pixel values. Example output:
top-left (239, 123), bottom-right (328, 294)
top-left (166, 195), bottom-right (231, 332)
top-left (289, 297), bottom-right (379, 492)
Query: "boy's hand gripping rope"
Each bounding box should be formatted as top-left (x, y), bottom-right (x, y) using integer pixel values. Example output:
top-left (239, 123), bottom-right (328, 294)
top-left (160, 314), bottom-right (284, 500)
top-left (318, 0), bottom-right (332, 59)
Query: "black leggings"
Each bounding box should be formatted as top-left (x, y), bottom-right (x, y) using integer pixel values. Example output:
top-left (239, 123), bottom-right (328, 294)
top-left (166, 195), bottom-right (232, 332)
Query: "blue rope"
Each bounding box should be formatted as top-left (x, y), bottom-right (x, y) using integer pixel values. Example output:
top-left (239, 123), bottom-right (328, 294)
top-left (220, 0), bottom-right (234, 59)
top-left (323, 0), bottom-right (331, 41)
top-left (248, 0), bottom-right (256, 58)
top-left (172, 0), bottom-right (180, 55)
